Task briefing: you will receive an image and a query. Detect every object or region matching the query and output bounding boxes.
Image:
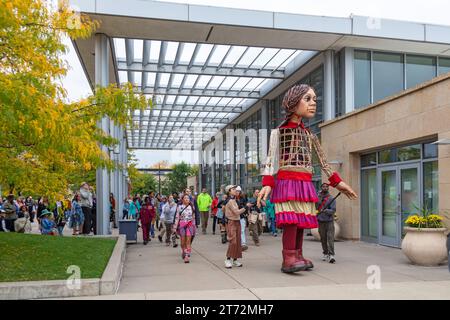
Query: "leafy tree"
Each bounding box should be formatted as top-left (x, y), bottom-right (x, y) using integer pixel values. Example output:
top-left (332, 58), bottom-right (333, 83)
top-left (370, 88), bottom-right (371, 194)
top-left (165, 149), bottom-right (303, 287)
top-left (164, 162), bottom-right (195, 194)
top-left (150, 160), bottom-right (170, 169)
top-left (131, 172), bottom-right (157, 196)
top-left (0, 0), bottom-right (151, 199)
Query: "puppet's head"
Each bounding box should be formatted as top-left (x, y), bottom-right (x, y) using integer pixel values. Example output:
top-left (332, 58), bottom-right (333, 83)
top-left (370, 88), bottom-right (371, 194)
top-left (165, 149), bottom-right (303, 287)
top-left (282, 84), bottom-right (317, 121)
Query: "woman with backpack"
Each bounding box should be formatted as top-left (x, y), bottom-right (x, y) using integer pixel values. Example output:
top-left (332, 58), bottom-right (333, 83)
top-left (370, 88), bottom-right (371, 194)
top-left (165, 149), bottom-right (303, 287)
top-left (172, 195), bottom-right (198, 263)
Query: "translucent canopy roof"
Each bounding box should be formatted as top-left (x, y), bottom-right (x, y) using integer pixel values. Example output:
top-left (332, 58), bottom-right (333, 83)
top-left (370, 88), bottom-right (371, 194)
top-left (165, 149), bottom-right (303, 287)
top-left (114, 38), bottom-right (303, 149)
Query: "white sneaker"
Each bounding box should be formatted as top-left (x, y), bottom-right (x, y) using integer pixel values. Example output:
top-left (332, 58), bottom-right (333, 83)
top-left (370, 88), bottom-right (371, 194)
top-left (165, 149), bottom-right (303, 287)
top-left (322, 254), bottom-right (328, 261)
top-left (232, 260), bottom-right (243, 267)
top-left (225, 259), bottom-right (233, 269)
top-left (329, 255), bottom-right (336, 263)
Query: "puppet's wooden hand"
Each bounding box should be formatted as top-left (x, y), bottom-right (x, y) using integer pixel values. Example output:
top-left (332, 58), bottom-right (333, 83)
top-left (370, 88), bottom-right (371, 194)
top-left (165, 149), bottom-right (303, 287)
top-left (336, 181), bottom-right (358, 200)
top-left (257, 186), bottom-right (272, 208)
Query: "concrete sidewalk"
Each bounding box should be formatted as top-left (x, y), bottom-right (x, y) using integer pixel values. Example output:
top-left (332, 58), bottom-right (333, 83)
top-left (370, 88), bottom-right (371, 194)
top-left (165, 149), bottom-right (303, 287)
top-left (53, 222), bottom-right (449, 300)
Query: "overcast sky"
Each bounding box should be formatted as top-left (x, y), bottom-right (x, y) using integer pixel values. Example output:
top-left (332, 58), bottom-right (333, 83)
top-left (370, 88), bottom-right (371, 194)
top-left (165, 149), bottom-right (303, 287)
top-left (61, 0), bottom-right (450, 168)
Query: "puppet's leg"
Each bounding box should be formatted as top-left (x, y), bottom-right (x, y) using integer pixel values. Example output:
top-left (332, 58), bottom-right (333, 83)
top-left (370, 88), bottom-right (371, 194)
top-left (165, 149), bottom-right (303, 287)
top-left (295, 227), bottom-right (314, 269)
top-left (281, 224), bottom-right (307, 273)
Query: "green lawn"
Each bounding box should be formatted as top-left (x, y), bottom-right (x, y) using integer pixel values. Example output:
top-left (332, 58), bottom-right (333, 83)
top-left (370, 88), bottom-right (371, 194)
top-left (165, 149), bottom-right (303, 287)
top-left (0, 233), bottom-right (117, 282)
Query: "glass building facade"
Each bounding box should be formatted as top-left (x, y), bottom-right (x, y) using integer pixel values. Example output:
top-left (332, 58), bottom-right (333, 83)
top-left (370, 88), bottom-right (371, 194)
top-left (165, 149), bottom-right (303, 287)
top-left (202, 47), bottom-right (444, 246)
top-left (354, 49), bottom-right (450, 109)
top-left (360, 142), bottom-right (438, 244)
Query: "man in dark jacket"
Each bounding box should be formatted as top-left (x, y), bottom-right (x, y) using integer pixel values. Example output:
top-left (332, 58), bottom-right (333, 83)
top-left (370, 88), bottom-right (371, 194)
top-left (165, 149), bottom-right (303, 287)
top-left (316, 183), bottom-right (337, 263)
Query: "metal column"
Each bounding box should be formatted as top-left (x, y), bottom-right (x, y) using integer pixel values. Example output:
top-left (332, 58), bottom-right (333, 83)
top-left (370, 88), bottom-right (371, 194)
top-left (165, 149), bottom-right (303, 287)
top-left (95, 33), bottom-right (111, 235)
top-left (323, 50), bottom-right (335, 121)
top-left (198, 149), bottom-right (203, 192)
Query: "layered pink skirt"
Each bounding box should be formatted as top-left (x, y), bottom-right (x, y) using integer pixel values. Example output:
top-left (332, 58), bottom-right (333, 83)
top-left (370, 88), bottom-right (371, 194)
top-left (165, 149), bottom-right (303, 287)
top-left (271, 178), bottom-right (319, 229)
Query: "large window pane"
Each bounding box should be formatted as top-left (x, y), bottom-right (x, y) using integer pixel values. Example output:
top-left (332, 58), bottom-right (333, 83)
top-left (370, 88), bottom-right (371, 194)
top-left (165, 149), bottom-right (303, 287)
top-left (406, 55), bottom-right (436, 89)
top-left (361, 153), bottom-right (377, 167)
top-left (373, 52), bottom-right (404, 102)
top-left (423, 161), bottom-right (439, 213)
top-left (397, 144), bottom-right (421, 162)
top-left (354, 50), bottom-right (371, 109)
top-left (438, 57), bottom-right (450, 76)
top-left (423, 142), bottom-right (438, 159)
top-left (379, 148), bottom-right (397, 164)
top-left (361, 169), bottom-right (378, 239)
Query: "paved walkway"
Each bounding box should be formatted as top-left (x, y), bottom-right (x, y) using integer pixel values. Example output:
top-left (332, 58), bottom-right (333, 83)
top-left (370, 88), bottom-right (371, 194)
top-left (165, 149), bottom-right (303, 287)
top-left (80, 222), bottom-right (450, 299)
top-left (32, 221), bottom-right (449, 299)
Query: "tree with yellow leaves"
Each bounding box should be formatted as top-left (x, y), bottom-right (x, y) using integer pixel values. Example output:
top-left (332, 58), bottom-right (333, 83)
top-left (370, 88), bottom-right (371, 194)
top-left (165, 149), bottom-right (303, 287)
top-left (0, 0), bottom-right (151, 199)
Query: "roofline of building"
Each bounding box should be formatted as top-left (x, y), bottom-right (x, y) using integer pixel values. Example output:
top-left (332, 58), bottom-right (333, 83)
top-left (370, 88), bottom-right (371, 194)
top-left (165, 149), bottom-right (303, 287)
top-left (321, 71), bottom-right (450, 128)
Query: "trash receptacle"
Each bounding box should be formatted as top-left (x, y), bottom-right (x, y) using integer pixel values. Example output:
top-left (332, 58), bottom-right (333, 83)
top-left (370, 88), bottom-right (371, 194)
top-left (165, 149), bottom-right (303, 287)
top-left (119, 219), bottom-right (138, 243)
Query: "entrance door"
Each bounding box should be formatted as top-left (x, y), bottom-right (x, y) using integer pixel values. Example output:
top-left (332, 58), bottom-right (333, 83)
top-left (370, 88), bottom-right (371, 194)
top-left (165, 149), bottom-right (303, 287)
top-left (378, 164), bottom-right (420, 247)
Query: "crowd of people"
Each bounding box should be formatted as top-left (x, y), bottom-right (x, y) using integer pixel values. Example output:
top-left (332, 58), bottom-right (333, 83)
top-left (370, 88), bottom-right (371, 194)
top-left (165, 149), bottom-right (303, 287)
top-left (0, 181), bottom-right (338, 269)
top-left (122, 182), bottom-right (337, 269)
top-left (0, 182), bottom-right (118, 237)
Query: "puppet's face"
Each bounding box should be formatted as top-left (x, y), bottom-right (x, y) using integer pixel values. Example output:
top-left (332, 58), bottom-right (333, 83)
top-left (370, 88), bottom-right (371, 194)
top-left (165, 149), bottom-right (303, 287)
top-left (294, 88), bottom-right (317, 119)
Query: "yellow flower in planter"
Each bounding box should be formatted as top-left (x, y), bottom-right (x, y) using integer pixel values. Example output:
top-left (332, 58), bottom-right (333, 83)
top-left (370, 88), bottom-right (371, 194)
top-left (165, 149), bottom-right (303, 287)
top-left (404, 208), bottom-right (445, 228)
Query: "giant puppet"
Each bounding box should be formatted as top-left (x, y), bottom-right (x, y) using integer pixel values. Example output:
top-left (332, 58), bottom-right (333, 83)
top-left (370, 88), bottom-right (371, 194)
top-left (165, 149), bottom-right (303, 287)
top-left (257, 84), bottom-right (358, 273)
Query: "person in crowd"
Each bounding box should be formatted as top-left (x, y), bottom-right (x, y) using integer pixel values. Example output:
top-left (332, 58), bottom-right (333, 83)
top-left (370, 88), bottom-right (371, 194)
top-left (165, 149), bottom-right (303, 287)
top-left (40, 209), bottom-right (57, 235)
top-left (262, 196), bottom-right (277, 236)
top-left (161, 195), bottom-right (178, 247)
top-left (153, 194), bottom-right (161, 237)
top-left (235, 187), bottom-right (248, 251)
top-left (123, 198), bottom-right (130, 219)
top-left (3, 194), bottom-right (17, 232)
top-left (183, 188), bottom-right (200, 230)
top-left (197, 188), bottom-right (212, 235)
top-left (172, 195), bottom-right (197, 263)
top-left (210, 192), bottom-right (220, 235)
top-left (69, 193), bottom-right (84, 235)
top-left (91, 194), bottom-right (97, 235)
top-left (217, 194), bottom-right (228, 244)
top-left (128, 197), bottom-right (138, 220)
top-left (26, 196), bottom-right (34, 223)
top-left (224, 185), bottom-right (246, 269)
top-left (37, 196), bottom-right (50, 223)
top-left (139, 197), bottom-right (156, 245)
top-left (14, 206), bottom-right (31, 233)
top-left (79, 182), bottom-right (93, 235)
top-left (247, 189), bottom-right (263, 246)
top-left (316, 183), bottom-right (337, 264)
top-left (110, 193), bottom-right (117, 229)
top-left (54, 200), bottom-right (66, 236)
top-left (157, 196), bottom-right (167, 242)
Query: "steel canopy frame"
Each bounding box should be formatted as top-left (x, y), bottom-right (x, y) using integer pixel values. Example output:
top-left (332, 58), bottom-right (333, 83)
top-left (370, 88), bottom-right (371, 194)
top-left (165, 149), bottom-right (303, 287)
top-left (114, 37), bottom-right (305, 149)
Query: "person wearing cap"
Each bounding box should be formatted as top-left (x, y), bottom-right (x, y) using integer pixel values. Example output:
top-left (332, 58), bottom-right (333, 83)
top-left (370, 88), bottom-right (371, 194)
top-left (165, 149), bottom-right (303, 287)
top-left (224, 185), bottom-right (246, 269)
top-left (258, 84), bottom-right (357, 274)
top-left (235, 186), bottom-right (248, 251)
top-left (40, 209), bottom-right (57, 235)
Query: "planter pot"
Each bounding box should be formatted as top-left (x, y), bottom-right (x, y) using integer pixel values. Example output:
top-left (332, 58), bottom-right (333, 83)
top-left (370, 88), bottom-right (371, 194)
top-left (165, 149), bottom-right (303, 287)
top-left (401, 227), bottom-right (448, 266)
top-left (311, 221), bottom-right (340, 241)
